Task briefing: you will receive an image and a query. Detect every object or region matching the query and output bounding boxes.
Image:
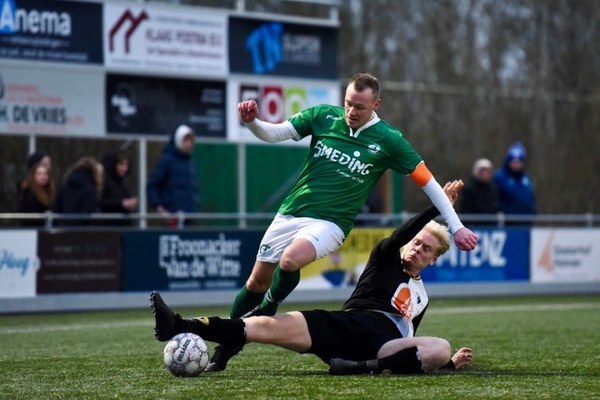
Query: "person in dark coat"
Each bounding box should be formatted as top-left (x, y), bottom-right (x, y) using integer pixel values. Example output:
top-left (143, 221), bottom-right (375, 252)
top-left (146, 125), bottom-right (198, 226)
top-left (494, 142), bottom-right (537, 222)
top-left (53, 157), bottom-right (104, 226)
top-left (98, 151), bottom-right (138, 226)
top-left (18, 161), bottom-right (56, 227)
top-left (459, 158), bottom-right (500, 225)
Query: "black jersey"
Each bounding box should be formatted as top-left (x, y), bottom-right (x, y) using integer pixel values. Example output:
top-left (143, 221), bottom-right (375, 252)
top-left (342, 206), bottom-right (440, 336)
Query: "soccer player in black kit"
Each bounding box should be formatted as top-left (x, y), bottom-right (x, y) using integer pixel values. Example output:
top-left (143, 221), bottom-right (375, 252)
top-left (151, 180), bottom-right (473, 375)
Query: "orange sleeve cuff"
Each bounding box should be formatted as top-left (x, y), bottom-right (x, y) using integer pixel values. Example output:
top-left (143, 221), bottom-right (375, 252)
top-left (410, 162), bottom-right (434, 187)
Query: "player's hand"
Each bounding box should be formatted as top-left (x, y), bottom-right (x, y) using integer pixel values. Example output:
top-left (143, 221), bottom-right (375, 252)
top-left (442, 179), bottom-right (464, 205)
top-left (451, 347), bottom-right (473, 370)
top-left (454, 227), bottom-right (478, 251)
top-left (443, 179), bottom-right (476, 250)
top-left (238, 100), bottom-right (259, 123)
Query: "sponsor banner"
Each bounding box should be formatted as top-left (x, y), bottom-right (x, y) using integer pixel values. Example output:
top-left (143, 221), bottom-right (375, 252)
top-left (299, 228), bottom-right (392, 289)
top-left (424, 229), bottom-right (529, 282)
top-left (0, 0), bottom-right (103, 64)
top-left (104, 3), bottom-right (227, 77)
top-left (531, 228), bottom-right (600, 283)
top-left (37, 231), bottom-right (121, 293)
top-left (298, 228), bottom-right (529, 289)
top-left (0, 63), bottom-right (105, 135)
top-left (229, 16), bottom-right (338, 79)
top-left (0, 230), bottom-right (38, 298)
top-left (122, 231), bottom-right (260, 291)
top-left (106, 73), bottom-right (226, 137)
top-left (227, 76), bottom-right (340, 144)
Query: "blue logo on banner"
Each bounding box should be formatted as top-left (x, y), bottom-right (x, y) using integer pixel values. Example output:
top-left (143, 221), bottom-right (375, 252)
top-left (0, 0), bottom-right (17, 34)
top-left (0, 0), bottom-right (71, 36)
top-left (0, 249), bottom-right (30, 276)
top-left (246, 22), bottom-right (283, 74)
top-left (421, 229), bottom-right (530, 282)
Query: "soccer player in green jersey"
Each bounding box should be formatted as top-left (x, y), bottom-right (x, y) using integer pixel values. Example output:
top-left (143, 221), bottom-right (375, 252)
top-left (206, 73), bottom-right (478, 371)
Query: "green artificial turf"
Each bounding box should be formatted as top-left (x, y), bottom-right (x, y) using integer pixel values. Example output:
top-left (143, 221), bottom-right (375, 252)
top-left (0, 295), bottom-right (598, 399)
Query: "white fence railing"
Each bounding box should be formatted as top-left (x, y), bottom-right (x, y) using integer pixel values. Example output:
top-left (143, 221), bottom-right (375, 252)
top-left (1, 212), bottom-right (598, 229)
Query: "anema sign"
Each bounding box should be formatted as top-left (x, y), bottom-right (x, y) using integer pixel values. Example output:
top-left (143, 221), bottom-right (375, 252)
top-left (0, 0), bottom-right (103, 64)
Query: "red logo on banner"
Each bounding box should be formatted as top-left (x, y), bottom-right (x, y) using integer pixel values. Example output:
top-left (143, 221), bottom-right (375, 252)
top-left (261, 86), bottom-right (284, 123)
top-left (109, 9), bottom-right (149, 53)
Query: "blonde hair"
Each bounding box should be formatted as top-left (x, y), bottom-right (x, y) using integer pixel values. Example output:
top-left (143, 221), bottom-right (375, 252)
top-left (63, 157), bottom-right (104, 198)
top-left (423, 220), bottom-right (451, 257)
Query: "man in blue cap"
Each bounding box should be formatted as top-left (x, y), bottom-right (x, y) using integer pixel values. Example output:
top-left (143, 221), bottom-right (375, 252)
top-left (494, 141), bottom-right (537, 220)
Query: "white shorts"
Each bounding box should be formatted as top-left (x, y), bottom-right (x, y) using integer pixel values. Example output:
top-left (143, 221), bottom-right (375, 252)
top-left (256, 214), bottom-right (346, 263)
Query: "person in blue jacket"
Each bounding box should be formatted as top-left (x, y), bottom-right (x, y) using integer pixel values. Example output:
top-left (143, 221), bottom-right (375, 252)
top-left (146, 125), bottom-right (198, 225)
top-left (494, 141), bottom-right (537, 222)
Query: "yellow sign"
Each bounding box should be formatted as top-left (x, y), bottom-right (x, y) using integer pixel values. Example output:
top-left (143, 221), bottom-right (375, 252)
top-left (301, 227), bottom-right (395, 284)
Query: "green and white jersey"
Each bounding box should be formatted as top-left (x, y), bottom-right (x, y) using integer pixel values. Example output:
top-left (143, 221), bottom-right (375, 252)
top-left (280, 104), bottom-right (423, 236)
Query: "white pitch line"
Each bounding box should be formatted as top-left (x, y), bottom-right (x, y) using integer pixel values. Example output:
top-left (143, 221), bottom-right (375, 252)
top-left (0, 302), bottom-right (598, 335)
top-left (426, 302), bottom-right (600, 315)
top-left (0, 320), bottom-right (154, 335)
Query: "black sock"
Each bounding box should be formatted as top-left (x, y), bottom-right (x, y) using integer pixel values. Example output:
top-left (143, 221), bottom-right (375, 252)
top-left (378, 346), bottom-right (424, 374)
top-left (353, 359), bottom-right (380, 373)
top-left (181, 317), bottom-right (246, 347)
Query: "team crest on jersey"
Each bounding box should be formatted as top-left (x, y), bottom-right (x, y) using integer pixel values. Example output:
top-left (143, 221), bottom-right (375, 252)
top-left (367, 143), bottom-right (381, 154)
top-left (258, 244), bottom-right (271, 255)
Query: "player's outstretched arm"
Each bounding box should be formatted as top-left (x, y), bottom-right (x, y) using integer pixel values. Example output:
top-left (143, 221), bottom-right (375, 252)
top-left (441, 179), bottom-right (478, 251)
top-left (238, 99), bottom-right (298, 143)
top-left (413, 168), bottom-right (478, 251)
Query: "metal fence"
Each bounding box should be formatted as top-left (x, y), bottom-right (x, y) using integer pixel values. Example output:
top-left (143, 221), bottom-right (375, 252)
top-left (1, 212), bottom-right (598, 230)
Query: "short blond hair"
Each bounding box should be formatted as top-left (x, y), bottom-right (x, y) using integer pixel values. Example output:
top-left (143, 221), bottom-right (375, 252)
top-left (423, 221), bottom-right (450, 257)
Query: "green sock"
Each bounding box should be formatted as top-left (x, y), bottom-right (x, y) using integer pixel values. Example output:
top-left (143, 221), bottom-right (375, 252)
top-left (230, 285), bottom-right (265, 318)
top-left (259, 267), bottom-right (300, 316)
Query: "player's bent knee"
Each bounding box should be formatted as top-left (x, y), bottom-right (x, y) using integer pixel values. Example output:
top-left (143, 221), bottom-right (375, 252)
top-left (279, 240), bottom-right (317, 271)
top-left (279, 252), bottom-right (312, 272)
top-left (420, 338), bottom-right (452, 373)
top-left (246, 276), bottom-right (271, 293)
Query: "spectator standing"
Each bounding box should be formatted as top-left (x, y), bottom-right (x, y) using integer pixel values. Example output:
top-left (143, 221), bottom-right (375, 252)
top-left (27, 151), bottom-right (52, 171)
top-left (17, 151), bottom-right (53, 197)
top-left (146, 125), bottom-right (198, 226)
top-left (18, 161), bottom-right (56, 227)
top-left (53, 157), bottom-right (104, 226)
top-left (494, 142), bottom-right (537, 220)
top-left (98, 150), bottom-right (138, 226)
top-left (459, 158), bottom-right (500, 223)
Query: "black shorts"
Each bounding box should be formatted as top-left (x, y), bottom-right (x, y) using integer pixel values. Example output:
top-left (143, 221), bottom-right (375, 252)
top-left (300, 309), bottom-right (402, 364)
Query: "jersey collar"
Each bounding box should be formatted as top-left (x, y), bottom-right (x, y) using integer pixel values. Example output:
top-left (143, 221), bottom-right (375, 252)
top-left (348, 112), bottom-right (380, 138)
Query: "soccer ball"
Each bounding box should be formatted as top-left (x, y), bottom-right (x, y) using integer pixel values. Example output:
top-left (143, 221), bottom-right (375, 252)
top-left (163, 333), bottom-right (209, 377)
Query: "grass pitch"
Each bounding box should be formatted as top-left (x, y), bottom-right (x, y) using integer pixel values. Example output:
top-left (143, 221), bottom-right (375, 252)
top-left (1, 294), bottom-right (599, 400)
